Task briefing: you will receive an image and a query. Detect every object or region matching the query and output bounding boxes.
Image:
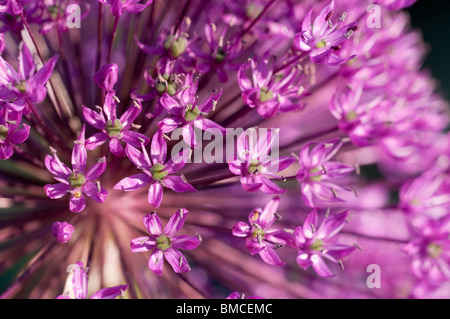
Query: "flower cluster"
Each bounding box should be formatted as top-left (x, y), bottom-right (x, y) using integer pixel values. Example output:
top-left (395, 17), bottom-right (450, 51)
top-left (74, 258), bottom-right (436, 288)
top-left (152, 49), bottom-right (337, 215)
top-left (0, 0), bottom-right (449, 300)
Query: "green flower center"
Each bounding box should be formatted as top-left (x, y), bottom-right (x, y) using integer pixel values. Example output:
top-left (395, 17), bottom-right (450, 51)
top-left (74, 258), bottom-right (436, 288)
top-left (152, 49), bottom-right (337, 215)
top-left (184, 105), bottom-right (201, 122)
top-left (427, 243), bottom-right (442, 258)
top-left (156, 73), bottom-right (177, 96)
top-left (67, 172), bottom-right (86, 188)
top-left (156, 234), bottom-right (172, 251)
top-left (150, 163), bottom-right (168, 181)
top-left (248, 161), bottom-right (263, 175)
top-left (346, 111), bottom-right (358, 121)
top-left (309, 167), bottom-right (322, 182)
top-left (0, 125), bottom-right (8, 140)
top-left (259, 87), bottom-right (273, 102)
top-left (309, 239), bottom-right (325, 251)
top-left (15, 81), bottom-right (27, 93)
top-left (316, 39), bottom-right (327, 48)
top-left (215, 47), bottom-right (226, 63)
top-left (252, 228), bottom-right (265, 240)
top-left (164, 35), bottom-right (188, 58)
top-left (105, 119), bottom-right (123, 137)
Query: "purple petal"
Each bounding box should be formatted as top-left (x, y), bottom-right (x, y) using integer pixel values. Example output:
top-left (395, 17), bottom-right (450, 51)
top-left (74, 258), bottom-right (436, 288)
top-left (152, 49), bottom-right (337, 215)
top-left (311, 254), bottom-right (335, 277)
top-left (90, 285), bottom-right (128, 299)
top-left (83, 182), bottom-right (108, 203)
top-left (258, 176), bottom-right (286, 194)
top-left (303, 210), bottom-right (318, 239)
top-left (130, 236), bottom-right (155, 253)
top-left (259, 247), bottom-right (284, 266)
top-left (317, 211), bottom-right (349, 240)
top-left (258, 196), bottom-right (280, 229)
top-left (193, 118), bottom-right (226, 134)
top-left (33, 55), bottom-right (58, 84)
top-left (246, 237), bottom-right (265, 255)
top-left (164, 248), bottom-right (191, 273)
top-left (143, 212), bottom-right (163, 236)
top-left (232, 221), bottom-right (251, 237)
top-left (158, 117), bottom-right (183, 133)
top-left (148, 249), bottom-right (164, 276)
top-left (44, 183), bottom-right (70, 199)
top-left (9, 124), bottom-right (29, 144)
top-left (163, 175), bottom-right (196, 193)
top-left (119, 101), bottom-right (141, 126)
top-left (45, 154), bottom-right (71, 179)
top-left (18, 42), bottom-right (35, 79)
top-left (71, 261), bottom-right (88, 299)
top-left (85, 132), bottom-right (108, 151)
top-left (125, 144), bottom-right (151, 169)
top-left (164, 208), bottom-right (188, 237)
top-left (69, 194), bottom-right (86, 213)
top-left (164, 149), bottom-right (191, 174)
top-left (72, 125), bottom-right (87, 173)
top-left (172, 235), bottom-right (201, 250)
top-left (121, 131), bottom-right (150, 148)
top-left (113, 173), bottom-right (151, 191)
top-left (150, 130), bottom-right (167, 165)
top-left (85, 157), bottom-right (107, 181)
top-left (109, 138), bottom-right (125, 157)
top-left (148, 182), bottom-right (163, 207)
top-left (82, 106), bottom-right (106, 130)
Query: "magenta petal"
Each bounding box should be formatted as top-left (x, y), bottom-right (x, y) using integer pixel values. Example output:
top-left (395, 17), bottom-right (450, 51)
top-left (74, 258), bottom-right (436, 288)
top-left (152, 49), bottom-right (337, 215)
top-left (85, 157), bottom-right (107, 181)
top-left (69, 194), bottom-right (86, 213)
top-left (82, 106), bottom-right (106, 130)
top-left (163, 175), bottom-right (196, 193)
top-left (72, 125), bottom-right (87, 173)
top-left (150, 130), bottom-right (167, 165)
top-left (109, 138), bottom-right (125, 157)
top-left (45, 154), bottom-right (71, 179)
top-left (232, 221), bottom-right (251, 237)
top-left (143, 213), bottom-right (163, 236)
top-left (172, 235), bottom-right (201, 250)
top-left (164, 248), bottom-right (191, 273)
top-left (311, 254), bottom-right (335, 277)
top-left (164, 208), bottom-right (188, 236)
top-left (246, 237), bottom-right (265, 255)
top-left (45, 183), bottom-right (70, 199)
top-left (148, 249), bottom-right (164, 276)
top-left (122, 131), bottom-right (150, 148)
top-left (259, 247), bottom-right (284, 266)
top-left (90, 285), bottom-right (128, 299)
top-left (317, 211), bottom-right (349, 240)
top-left (259, 176), bottom-right (286, 194)
top-left (303, 209), bottom-right (318, 239)
top-left (83, 182), bottom-right (108, 203)
top-left (130, 236), bottom-right (155, 253)
top-left (113, 173), bottom-right (151, 191)
top-left (148, 182), bottom-right (163, 207)
top-left (125, 144), bottom-right (151, 169)
top-left (9, 124), bottom-right (30, 144)
top-left (165, 149), bottom-right (191, 174)
top-left (71, 261), bottom-right (88, 299)
top-left (33, 55), bottom-right (59, 85)
top-left (18, 42), bottom-right (35, 79)
top-left (85, 132), bottom-right (108, 151)
top-left (258, 196), bottom-right (279, 229)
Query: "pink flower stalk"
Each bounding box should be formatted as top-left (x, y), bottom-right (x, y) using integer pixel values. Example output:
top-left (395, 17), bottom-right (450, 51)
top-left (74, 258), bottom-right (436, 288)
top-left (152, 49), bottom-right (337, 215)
top-left (294, 210), bottom-right (356, 277)
top-left (0, 41), bottom-right (58, 112)
top-left (83, 94), bottom-right (149, 157)
top-left (52, 221), bottom-right (74, 244)
top-left (130, 209), bottom-right (201, 276)
top-left (296, 139), bottom-right (355, 208)
top-left (113, 129), bottom-right (196, 208)
top-left (57, 261), bottom-right (128, 299)
top-left (229, 128), bottom-right (296, 194)
top-left (232, 197), bottom-right (293, 266)
top-left (293, 0), bottom-right (357, 66)
top-left (44, 125), bottom-right (108, 213)
top-left (238, 53), bottom-right (306, 119)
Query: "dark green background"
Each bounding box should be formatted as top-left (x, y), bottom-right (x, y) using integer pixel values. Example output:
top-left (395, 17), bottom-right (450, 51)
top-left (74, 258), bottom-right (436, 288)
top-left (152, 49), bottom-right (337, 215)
top-left (408, 1), bottom-right (450, 100)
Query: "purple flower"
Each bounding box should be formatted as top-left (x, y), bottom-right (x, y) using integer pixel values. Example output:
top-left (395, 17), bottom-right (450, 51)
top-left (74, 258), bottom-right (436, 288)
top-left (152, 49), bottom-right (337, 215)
top-left (293, 0), bottom-right (357, 66)
top-left (99, 0), bottom-right (152, 17)
top-left (44, 125), bottom-right (108, 213)
top-left (191, 21), bottom-right (243, 82)
top-left (94, 63), bottom-right (119, 92)
top-left (57, 261), bottom-right (128, 299)
top-left (229, 128), bottom-right (296, 194)
top-left (52, 221), bottom-right (74, 244)
top-left (0, 108), bottom-right (30, 159)
top-left (296, 139), bottom-right (355, 208)
top-left (113, 129), bottom-right (196, 208)
top-left (403, 217), bottom-right (450, 285)
top-left (232, 197), bottom-right (293, 266)
top-left (130, 209), bottom-right (201, 276)
top-left (0, 41), bottom-right (58, 112)
top-left (294, 210), bottom-right (356, 277)
top-left (238, 53), bottom-right (305, 119)
top-left (158, 72), bottom-right (224, 148)
top-left (83, 95), bottom-right (149, 157)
